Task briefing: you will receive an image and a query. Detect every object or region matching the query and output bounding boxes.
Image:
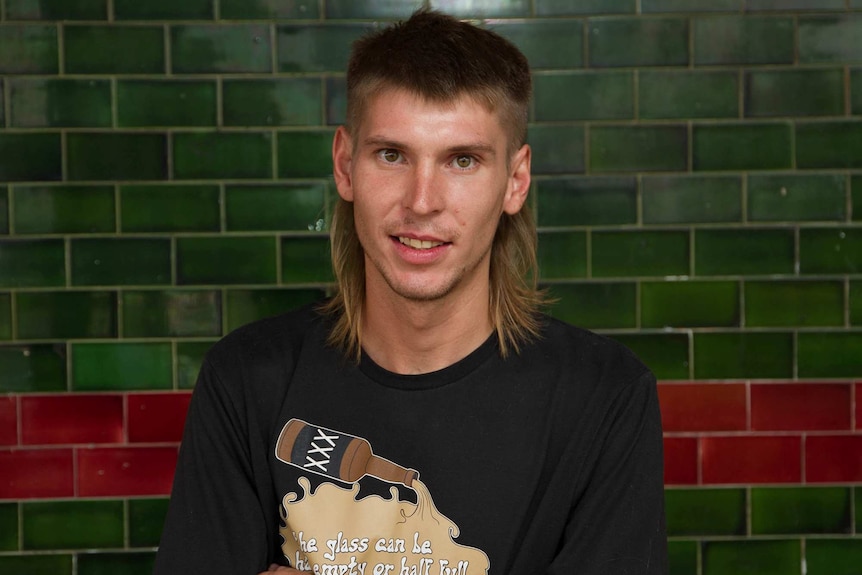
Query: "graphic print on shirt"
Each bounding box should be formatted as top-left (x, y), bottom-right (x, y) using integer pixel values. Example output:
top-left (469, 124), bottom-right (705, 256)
top-left (275, 418), bottom-right (490, 575)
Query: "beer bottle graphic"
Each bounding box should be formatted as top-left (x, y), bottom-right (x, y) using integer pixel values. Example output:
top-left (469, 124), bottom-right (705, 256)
top-left (276, 419), bottom-right (418, 487)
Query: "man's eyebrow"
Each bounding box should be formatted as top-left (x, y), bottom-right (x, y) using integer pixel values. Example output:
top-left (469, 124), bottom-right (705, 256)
top-left (362, 136), bottom-right (497, 157)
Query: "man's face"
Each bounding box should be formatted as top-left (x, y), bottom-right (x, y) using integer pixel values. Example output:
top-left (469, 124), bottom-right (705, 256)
top-left (332, 88), bottom-right (531, 306)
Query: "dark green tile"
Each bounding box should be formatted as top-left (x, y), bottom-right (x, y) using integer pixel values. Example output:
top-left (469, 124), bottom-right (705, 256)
top-left (120, 185), bottom-right (220, 233)
top-left (590, 126), bottom-right (687, 173)
top-left (178, 237), bottom-right (277, 285)
top-left (703, 540), bottom-right (800, 575)
top-left (224, 79), bottom-right (321, 127)
top-left (806, 539), bottom-right (862, 575)
top-left (0, 25), bottom-right (58, 74)
top-left (281, 236), bottom-right (333, 284)
top-left (527, 125), bottom-right (586, 175)
top-left (71, 238), bottom-right (171, 286)
top-left (13, 185), bottom-right (115, 234)
top-left (220, 0), bottom-right (319, 18)
top-left (857, 487), bottom-right (862, 532)
top-left (0, 133), bottom-right (61, 181)
top-left (746, 69), bottom-right (844, 118)
top-left (277, 131), bottom-right (334, 178)
top-left (746, 281), bottom-right (843, 327)
top-left (536, 0), bottom-right (634, 15)
top-left (0, 188), bottom-right (7, 235)
top-left (642, 281), bottom-right (739, 328)
top-left (9, 78), bottom-right (111, 128)
top-left (543, 282), bottom-right (636, 329)
top-left (0, 293), bottom-right (10, 340)
top-left (326, 76), bottom-right (347, 125)
top-left (752, 487), bottom-right (850, 535)
top-left (610, 333), bottom-right (690, 379)
top-left (226, 184), bottom-right (327, 232)
top-left (696, 229), bottom-right (795, 276)
top-left (746, 0), bottom-right (844, 9)
top-left (177, 341), bottom-right (213, 389)
top-left (0, 503), bottom-right (17, 551)
top-left (118, 80), bottom-right (216, 127)
top-left (694, 332), bottom-right (793, 379)
top-left (799, 16), bottom-right (862, 64)
top-left (800, 228), bottom-right (862, 274)
top-left (665, 488), bottom-right (746, 536)
top-left (643, 176), bottom-right (742, 224)
top-left (78, 552), bottom-right (156, 575)
top-left (326, 0), bottom-right (421, 18)
top-left (174, 132), bottom-right (271, 180)
top-left (796, 122), bottom-right (862, 169)
top-left (226, 288), bottom-right (325, 330)
top-left (855, 176), bottom-right (862, 221)
top-left (0, 239), bottom-right (65, 288)
top-left (852, 70), bottom-right (862, 115)
top-left (534, 72), bottom-right (632, 121)
top-left (537, 231), bottom-right (587, 279)
top-left (798, 332), bottom-right (862, 378)
top-left (172, 25), bottom-right (271, 74)
top-left (694, 123), bottom-right (792, 171)
top-left (851, 282), bottom-right (862, 326)
top-left (65, 25), bottom-right (164, 74)
top-left (589, 18), bottom-right (688, 67)
top-left (115, 0), bottom-right (213, 19)
top-left (0, 555), bottom-right (72, 575)
top-left (23, 500), bottom-right (123, 550)
top-left (748, 174), bottom-right (846, 222)
top-left (72, 342), bottom-right (172, 391)
top-left (592, 231), bottom-right (689, 277)
top-left (17, 291), bottom-right (117, 339)
top-left (694, 16), bottom-right (794, 65)
top-left (491, 21), bottom-right (584, 70)
top-left (536, 177), bottom-right (636, 227)
top-left (277, 24), bottom-right (372, 73)
top-left (67, 133), bottom-right (167, 181)
top-left (129, 498), bottom-right (170, 547)
top-left (0, 345), bottom-right (66, 392)
top-left (643, 0), bottom-right (739, 12)
top-left (431, 0), bottom-right (530, 17)
top-left (7, 0), bottom-right (107, 19)
top-left (640, 70), bottom-right (738, 120)
top-left (668, 540), bottom-right (698, 575)
top-left (123, 290), bottom-right (221, 338)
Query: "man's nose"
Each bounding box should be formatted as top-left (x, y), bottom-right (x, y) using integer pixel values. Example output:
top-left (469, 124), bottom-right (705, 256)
top-left (403, 163), bottom-right (444, 214)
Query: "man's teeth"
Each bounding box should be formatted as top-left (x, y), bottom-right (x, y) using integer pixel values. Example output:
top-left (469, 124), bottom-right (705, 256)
top-left (398, 237), bottom-right (444, 249)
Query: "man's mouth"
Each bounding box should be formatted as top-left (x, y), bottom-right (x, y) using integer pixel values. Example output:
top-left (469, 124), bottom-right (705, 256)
top-left (397, 236), bottom-right (445, 250)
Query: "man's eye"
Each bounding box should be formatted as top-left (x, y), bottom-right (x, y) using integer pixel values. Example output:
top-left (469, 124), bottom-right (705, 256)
top-left (380, 149), bottom-right (401, 163)
top-left (454, 155), bottom-right (474, 169)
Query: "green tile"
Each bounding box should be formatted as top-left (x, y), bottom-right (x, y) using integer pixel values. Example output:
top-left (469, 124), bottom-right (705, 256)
top-left (129, 498), bottom-right (170, 547)
top-left (0, 345), bottom-right (66, 392)
top-left (0, 503), bottom-right (17, 551)
top-left (64, 25), bottom-right (164, 74)
top-left (123, 290), bottom-right (221, 338)
top-left (695, 229), bottom-right (795, 276)
top-left (590, 126), bottom-right (687, 173)
top-left (852, 70), bottom-right (862, 115)
top-left (806, 539), bottom-right (862, 575)
top-left (0, 293), bottom-right (10, 340)
top-left (534, 72), bottom-right (633, 121)
top-left (640, 70), bottom-right (738, 120)
top-left (752, 487), bottom-right (850, 535)
top-left (281, 236), bottom-right (333, 284)
top-left (174, 132), bottom-right (272, 180)
top-left (857, 487), bottom-right (862, 532)
top-left (7, 0), bottom-right (107, 19)
top-left (537, 231), bottom-right (587, 280)
top-left (277, 131), bottom-right (334, 178)
top-left (326, 0), bottom-right (421, 18)
top-left (694, 16), bottom-right (794, 65)
top-left (220, 0), bottom-right (319, 18)
top-left (610, 333), bottom-right (689, 380)
top-left (642, 176), bottom-right (742, 224)
top-left (800, 228), bottom-right (862, 274)
top-left (178, 237), bottom-right (277, 285)
top-left (642, 281), bottom-right (739, 328)
top-left (23, 500), bottom-right (123, 550)
top-left (67, 133), bottom-right (167, 181)
top-left (703, 540), bottom-right (800, 575)
top-left (643, 0), bottom-right (739, 12)
top-left (527, 125), bottom-right (586, 175)
top-left (177, 341), bottom-right (213, 389)
top-left (120, 185), bottom-right (220, 233)
top-left (535, 0), bottom-right (634, 15)
top-left (746, 281), bottom-right (843, 327)
top-left (0, 25), bottom-right (58, 74)
top-left (0, 133), bottom-right (61, 182)
top-left (0, 555), bottom-right (72, 575)
top-left (799, 16), bottom-right (862, 64)
top-left (117, 80), bottom-right (216, 127)
top-left (588, 18), bottom-right (688, 67)
top-left (748, 174), bottom-right (846, 222)
top-left (9, 78), bottom-right (111, 128)
top-left (277, 24), bottom-right (371, 73)
top-left (115, 0), bottom-right (213, 19)
top-left (855, 176), bottom-right (862, 221)
top-left (746, 69), bottom-right (844, 118)
top-left (491, 21), bottom-right (584, 70)
top-left (0, 188), bottom-right (7, 235)
top-left (78, 552), bottom-right (156, 575)
top-left (694, 123), bottom-right (792, 171)
top-left (226, 184), bottom-right (327, 232)
top-left (13, 185), bottom-right (115, 234)
top-left (851, 281), bottom-right (862, 326)
top-left (223, 79), bottom-right (322, 127)
top-left (798, 332), bottom-right (862, 378)
top-left (746, 0), bottom-right (844, 8)
top-left (326, 76), bottom-right (347, 125)
top-left (17, 291), bottom-right (117, 339)
top-left (226, 288), bottom-right (325, 330)
top-left (544, 282), bottom-right (636, 329)
top-left (796, 122), bottom-right (862, 169)
top-left (0, 80), bottom-right (5, 128)
top-left (172, 25), bottom-right (271, 74)
top-left (665, 488), bottom-right (746, 536)
top-left (431, 0), bottom-right (530, 17)
top-left (694, 332), bottom-right (793, 379)
top-left (71, 238), bottom-right (171, 286)
top-left (536, 177), bottom-right (636, 227)
top-left (73, 342), bottom-right (172, 391)
top-left (668, 540), bottom-right (698, 575)
top-left (592, 231), bottom-right (689, 277)
top-left (0, 239), bottom-right (65, 288)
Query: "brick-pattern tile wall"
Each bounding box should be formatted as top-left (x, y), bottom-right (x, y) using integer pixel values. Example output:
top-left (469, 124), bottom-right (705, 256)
top-left (1, 0), bottom-right (861, 573)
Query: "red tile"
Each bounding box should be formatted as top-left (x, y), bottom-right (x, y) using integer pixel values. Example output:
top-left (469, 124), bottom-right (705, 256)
top-left (127, 392), bottom-right (192, 443)
top-left (663, 437), bottom-right (698, 485)
top-left (806, 434), bottom-right (862, 482)
top-left (702, 435), bottom-right (801, 484)
top-left (0, 397), bottom-right (17, 446)
top-left (77, 446), bottom-right (178, 496)
top-left (21, 394), bottom-right (124, 446)
top-left (751, 383), bottom-right (851, 431)
top-left (658, 383), bottom-right (747, 432)
top-left (0, 448), bottom-right (74, 499)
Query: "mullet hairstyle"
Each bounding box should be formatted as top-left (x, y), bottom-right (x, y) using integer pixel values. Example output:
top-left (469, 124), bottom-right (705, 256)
top-left (321, 9), bottom-right (546, 361)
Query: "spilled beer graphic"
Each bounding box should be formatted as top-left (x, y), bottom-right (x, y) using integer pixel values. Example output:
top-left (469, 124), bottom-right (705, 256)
top-left (275, 419), bottom-right (490, 575)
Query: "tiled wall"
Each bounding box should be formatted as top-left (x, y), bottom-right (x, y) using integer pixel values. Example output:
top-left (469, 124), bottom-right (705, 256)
top-left (1, 0), bottom-right (861, 573)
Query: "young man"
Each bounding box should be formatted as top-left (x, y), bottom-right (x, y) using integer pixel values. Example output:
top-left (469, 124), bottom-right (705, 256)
top-left (155, 10), bottom-right (666, 575)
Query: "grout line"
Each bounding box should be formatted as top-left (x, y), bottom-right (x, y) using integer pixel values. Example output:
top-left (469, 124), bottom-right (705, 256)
top-left (107, 0), bottom-right (114, 22)
top-left (214, 0), bottom-right (220, 20)
top-left (57, 23), bottom-right (64, 76)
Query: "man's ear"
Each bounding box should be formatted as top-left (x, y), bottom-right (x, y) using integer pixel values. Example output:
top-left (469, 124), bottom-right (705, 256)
top-left (502, 143), bottom-right (531, 215)
top-left (332, 126), bottom-right (354, 201)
